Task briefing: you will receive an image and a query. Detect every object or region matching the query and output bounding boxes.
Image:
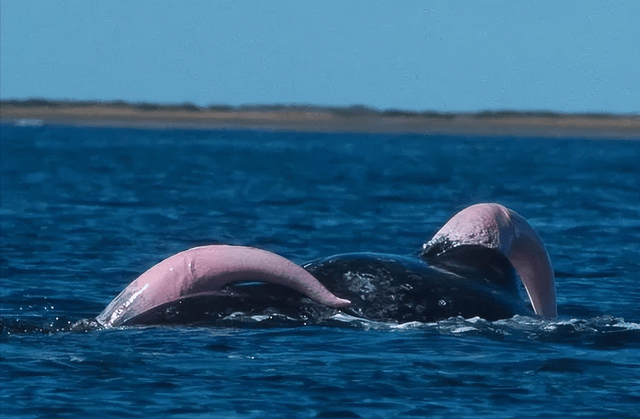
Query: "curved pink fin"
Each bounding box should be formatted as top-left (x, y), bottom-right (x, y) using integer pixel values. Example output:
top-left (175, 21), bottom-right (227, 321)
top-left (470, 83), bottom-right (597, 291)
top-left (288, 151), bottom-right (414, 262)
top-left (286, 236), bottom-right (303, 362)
top-left (97, 245), bottom-right (351, 327)
top-left (504, 208), bottom-right (557, 318)
top-left (427, 203), bottom-right (557, 318)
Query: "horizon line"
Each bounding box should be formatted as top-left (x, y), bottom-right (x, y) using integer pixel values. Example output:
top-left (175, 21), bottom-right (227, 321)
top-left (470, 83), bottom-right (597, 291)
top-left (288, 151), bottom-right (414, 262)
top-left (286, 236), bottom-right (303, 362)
top-left (1, 97), bottom-right (638, 118)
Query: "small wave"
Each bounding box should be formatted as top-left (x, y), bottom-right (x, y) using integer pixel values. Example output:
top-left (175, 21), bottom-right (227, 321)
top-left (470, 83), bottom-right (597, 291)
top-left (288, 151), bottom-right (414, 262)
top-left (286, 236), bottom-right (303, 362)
top-left (14, 118), bottom-right (44, 127)
top-left (2, 314), bottom-right (638, 348)
top-left (326, 314), bottom-right (640, 347)
top-left (0, 317), bottom-right (101, 336)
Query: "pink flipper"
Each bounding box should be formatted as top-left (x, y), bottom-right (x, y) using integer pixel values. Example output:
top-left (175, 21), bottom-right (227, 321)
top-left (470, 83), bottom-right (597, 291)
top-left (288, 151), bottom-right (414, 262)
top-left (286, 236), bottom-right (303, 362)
top-left (426, 203), bottom-right (557, 318)
top-left (97, 245), bottom-right (351, 327)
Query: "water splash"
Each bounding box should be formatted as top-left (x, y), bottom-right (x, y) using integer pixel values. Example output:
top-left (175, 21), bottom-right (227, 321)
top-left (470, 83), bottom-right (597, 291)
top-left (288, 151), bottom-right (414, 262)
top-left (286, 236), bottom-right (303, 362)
top-left (3, 313), bottom-right (636, 349)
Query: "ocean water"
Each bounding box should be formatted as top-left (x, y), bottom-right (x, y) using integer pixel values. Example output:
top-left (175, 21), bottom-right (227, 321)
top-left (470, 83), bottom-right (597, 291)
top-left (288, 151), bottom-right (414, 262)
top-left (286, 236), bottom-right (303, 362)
top-left (1, 123), bottom-right (639, 418)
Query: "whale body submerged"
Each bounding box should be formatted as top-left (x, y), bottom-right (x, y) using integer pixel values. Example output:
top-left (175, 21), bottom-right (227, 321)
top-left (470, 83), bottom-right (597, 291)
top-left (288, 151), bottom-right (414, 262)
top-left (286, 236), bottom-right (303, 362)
top-left (96, 203), bottom-right (557, 327)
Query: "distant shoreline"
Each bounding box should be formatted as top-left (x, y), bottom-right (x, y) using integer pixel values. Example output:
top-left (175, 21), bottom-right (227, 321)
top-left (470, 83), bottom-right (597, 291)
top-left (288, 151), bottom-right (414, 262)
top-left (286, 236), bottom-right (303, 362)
top-left (1, 99), bottom-right (639, 139)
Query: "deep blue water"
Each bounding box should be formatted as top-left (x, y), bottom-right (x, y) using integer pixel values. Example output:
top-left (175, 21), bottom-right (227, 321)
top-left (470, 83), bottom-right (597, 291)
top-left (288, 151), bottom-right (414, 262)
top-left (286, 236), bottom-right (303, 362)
top-left (1, 123), bottom-right (639, 418)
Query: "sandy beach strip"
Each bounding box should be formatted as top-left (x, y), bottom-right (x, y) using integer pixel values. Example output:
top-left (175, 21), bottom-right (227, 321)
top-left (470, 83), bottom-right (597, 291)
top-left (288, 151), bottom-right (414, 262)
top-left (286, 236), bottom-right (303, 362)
top-left (1, 102), bottom-right (639, 139)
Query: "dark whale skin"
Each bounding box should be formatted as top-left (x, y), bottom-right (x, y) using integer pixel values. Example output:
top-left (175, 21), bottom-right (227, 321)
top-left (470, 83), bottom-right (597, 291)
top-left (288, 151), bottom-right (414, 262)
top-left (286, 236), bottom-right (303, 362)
top-left (121, 245), bottom-right (531, 325)
top-left (301, 246), bottom-right (531, 323)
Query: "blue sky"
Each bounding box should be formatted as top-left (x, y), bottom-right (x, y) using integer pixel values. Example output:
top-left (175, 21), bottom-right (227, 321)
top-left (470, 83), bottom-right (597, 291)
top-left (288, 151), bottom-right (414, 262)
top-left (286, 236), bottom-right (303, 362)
top-left (1, 0), bottom-right (638, 113)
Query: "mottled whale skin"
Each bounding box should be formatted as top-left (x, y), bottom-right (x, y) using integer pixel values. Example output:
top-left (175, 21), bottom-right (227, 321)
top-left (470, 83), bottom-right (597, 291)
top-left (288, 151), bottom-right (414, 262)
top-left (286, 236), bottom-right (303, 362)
top-left (301, 248), bottom-right (532, 322)
top-left (96, 203), bottom-right (556, 327)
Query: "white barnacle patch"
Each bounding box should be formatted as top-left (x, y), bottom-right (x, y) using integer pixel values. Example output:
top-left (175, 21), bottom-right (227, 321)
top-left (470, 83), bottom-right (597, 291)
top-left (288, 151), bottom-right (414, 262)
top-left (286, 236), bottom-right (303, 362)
top-left (343, 271), bottom-right (377, 299)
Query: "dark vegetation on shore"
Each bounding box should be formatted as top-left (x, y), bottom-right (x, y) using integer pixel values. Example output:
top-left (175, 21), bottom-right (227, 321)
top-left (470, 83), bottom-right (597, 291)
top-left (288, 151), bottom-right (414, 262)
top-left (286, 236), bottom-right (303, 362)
top-left (1, 98), bottom-right (630, 120)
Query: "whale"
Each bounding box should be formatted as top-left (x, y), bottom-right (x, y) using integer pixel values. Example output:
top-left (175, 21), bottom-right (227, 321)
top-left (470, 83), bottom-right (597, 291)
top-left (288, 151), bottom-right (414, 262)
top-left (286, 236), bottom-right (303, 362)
top-left (96, 203), bottom-right (556, 327)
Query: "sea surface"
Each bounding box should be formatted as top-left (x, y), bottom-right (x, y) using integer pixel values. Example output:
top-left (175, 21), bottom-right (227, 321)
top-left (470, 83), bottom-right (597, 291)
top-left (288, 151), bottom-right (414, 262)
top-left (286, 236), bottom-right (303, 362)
top-left (1, 123), bottom-right (639, 418)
